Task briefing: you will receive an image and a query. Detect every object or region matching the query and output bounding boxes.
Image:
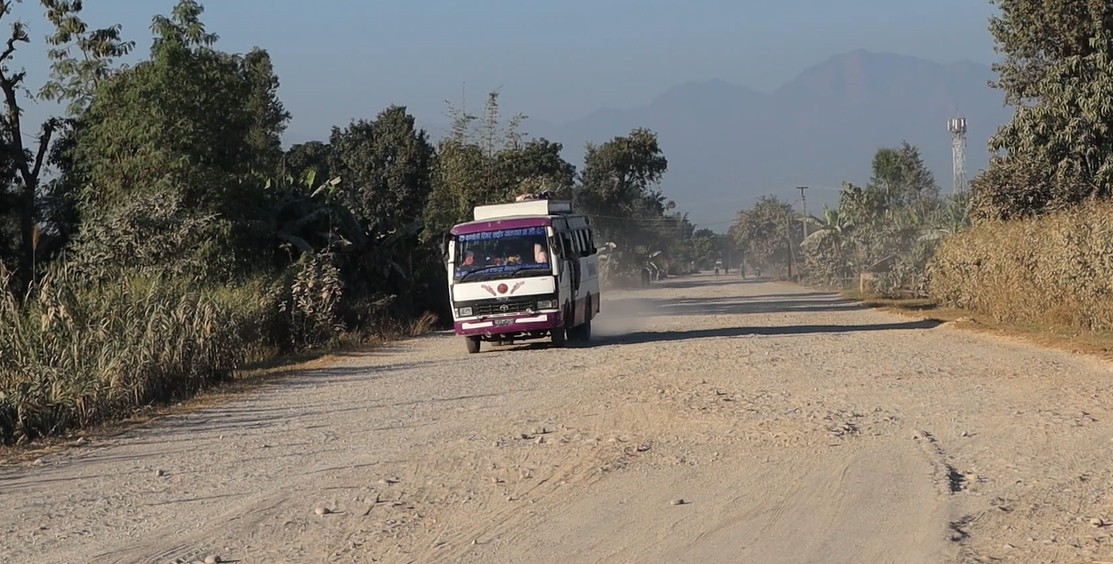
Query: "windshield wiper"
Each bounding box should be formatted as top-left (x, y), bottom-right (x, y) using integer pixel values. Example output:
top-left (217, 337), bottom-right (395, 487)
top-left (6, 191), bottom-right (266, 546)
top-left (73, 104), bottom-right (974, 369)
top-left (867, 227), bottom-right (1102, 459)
top-left (457, 266), bottom-right (501, 282)
top-left (507, 264), bottom-right (550, 278)
top-left (457, 264), bottom-right (549, 282)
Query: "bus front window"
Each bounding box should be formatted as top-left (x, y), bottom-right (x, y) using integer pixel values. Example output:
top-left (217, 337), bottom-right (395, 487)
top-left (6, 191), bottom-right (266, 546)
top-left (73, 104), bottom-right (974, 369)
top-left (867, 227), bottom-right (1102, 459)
top-left (454, 226), bottom-right (553, 281)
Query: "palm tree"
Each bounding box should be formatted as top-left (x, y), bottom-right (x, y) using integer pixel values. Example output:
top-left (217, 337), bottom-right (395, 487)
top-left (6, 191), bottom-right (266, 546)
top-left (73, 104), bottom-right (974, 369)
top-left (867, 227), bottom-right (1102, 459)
top-left (919, 192), bottom-right (971, 242)
top-left (799, 206), bottom-right (855, 276)
top-left (800, 207), bottom-right (853, 247)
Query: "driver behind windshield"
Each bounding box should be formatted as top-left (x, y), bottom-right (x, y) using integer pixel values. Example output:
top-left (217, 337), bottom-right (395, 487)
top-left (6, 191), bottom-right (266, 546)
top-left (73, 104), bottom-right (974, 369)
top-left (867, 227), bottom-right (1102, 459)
top-left (455, 232), bottom-right (550, 279)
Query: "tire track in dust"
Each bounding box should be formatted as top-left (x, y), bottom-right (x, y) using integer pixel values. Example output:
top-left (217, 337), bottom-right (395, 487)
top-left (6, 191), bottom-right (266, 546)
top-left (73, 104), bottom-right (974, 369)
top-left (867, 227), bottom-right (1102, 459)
top-left (92, 490), bottom-right (291, 563)
top-left (666, 439), bottom-right (956, 564)
top-left (414, 401), bottom-right (668, 561)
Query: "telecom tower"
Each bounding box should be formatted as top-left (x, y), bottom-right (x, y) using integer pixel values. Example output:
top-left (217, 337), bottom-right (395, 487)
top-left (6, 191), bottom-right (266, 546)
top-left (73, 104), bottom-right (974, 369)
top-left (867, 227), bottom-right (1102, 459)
top-left (947, 116), bottom-right (968, 194)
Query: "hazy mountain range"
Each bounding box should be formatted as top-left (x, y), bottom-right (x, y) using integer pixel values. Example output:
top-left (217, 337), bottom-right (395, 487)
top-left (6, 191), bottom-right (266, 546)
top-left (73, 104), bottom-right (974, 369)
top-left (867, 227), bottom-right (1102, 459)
top-left (409, 50), bottom-right (1017, 230)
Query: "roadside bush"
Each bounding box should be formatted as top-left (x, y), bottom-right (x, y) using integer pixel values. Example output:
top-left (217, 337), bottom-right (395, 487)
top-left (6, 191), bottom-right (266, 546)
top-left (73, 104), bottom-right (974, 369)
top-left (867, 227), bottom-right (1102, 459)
top-left (0, 249), bottom-right (409, 445)
top-left (876, 240), bottom-right (937, 298)
top-left (928, 200), bottom-right (1113, 332)
top-left (67, 191), bottom-right (242, 284)
top-left (801, 239), bottom-right (851, 288)
top-left (0, 267), bottom-right (251, 444)
top-left (280, 252), bottom-right (344, 349)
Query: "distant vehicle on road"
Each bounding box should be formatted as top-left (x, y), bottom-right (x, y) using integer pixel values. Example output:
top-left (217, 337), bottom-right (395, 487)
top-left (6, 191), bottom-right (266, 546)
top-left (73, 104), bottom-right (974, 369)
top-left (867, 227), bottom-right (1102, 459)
top-left (445, 193), bottom-right (600, 354)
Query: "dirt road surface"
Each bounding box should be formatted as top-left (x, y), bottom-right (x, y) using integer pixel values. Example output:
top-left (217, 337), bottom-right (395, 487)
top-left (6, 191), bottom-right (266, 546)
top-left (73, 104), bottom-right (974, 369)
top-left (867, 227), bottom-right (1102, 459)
top-left (3, 276), bottom-right (1113, 563)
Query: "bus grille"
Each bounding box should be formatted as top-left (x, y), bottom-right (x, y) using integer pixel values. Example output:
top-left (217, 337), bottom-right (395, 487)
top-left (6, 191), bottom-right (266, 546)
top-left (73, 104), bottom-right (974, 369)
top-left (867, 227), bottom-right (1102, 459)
top-left (474, 298), bottom-right (535, 316)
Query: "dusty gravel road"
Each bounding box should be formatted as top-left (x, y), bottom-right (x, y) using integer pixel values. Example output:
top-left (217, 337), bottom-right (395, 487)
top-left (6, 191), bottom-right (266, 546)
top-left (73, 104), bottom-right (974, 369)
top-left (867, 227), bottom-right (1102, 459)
top-left (3, 275), bottom-right (1113, 564)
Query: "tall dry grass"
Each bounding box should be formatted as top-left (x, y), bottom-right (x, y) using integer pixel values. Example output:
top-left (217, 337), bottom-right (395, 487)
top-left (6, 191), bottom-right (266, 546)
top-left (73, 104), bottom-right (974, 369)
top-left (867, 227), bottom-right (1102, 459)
top-left (928, 200), bottom-right (1113, 332)
top-left (0, 266), bottom-right (275, 444)
top-left (0, 255), bottom-right (440, 445)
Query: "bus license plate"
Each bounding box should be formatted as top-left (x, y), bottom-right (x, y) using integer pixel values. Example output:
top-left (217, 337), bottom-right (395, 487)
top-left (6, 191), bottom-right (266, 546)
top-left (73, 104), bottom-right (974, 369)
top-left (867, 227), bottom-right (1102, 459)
top-left (494, 318), bottom-right (512, 326)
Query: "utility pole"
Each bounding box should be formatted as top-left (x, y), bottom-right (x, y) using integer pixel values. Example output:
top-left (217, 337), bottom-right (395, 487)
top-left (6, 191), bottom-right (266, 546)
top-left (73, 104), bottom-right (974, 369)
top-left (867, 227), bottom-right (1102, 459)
top-left (797, 185), bottom-right (809, 239)
top-left (783, 213), bottom-right (797, 280)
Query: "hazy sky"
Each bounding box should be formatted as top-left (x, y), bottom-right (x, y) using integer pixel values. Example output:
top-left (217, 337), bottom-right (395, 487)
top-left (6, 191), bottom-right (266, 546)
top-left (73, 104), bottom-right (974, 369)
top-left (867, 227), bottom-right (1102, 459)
top-left (9, 0), bottom-right (1000, 143)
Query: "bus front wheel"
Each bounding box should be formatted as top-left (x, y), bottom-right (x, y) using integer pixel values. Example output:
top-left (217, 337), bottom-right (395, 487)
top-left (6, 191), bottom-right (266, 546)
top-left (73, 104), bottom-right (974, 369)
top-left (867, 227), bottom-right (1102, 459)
top-left (550, 327), bottom-right (566, 348)
top-left (465, 336), bottom-right (481, 354)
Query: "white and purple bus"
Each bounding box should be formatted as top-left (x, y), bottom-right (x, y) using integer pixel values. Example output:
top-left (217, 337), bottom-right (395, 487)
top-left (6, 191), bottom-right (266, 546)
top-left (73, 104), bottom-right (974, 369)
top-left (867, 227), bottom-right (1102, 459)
top-left (445, 195), bottom-right (601, 354)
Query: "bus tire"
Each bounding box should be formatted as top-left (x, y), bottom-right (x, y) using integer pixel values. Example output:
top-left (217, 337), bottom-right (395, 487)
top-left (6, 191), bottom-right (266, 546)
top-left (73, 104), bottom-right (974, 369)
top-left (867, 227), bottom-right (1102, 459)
top-left (573, 319), bottom-right (591, 343)
top-left (571, 296), bottom-right (592, 343)
top-left (465, 336), bottom-right (481, 354)
top-left (551, 327), bottom-right (566, 348)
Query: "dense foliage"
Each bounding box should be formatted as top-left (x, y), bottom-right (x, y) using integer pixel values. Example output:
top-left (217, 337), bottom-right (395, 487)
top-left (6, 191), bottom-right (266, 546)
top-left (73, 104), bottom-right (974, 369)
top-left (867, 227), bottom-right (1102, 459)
top-left (727, 142), bottom-right (968, 294)
top-left (930, 2), bottom-right (1113, 332)
top-left (972, 0), bottom-right (1113, 220)
top-left (930, 200), bottom-right (1113, 331)
top-left (728, 195), bottom-right (802, 278)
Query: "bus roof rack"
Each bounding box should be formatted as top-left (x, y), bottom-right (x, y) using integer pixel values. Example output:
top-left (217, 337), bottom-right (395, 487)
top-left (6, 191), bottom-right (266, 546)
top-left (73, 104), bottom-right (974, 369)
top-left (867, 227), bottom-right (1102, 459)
top-left (473, 195), bottom-right (573, 221)
top-left (514, 190), bottom-right (554, 202)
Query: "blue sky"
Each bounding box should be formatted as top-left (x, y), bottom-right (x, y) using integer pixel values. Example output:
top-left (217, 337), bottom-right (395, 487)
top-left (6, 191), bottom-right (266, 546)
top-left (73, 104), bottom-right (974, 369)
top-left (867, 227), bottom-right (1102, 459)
top-left (8, 0), bottom-right (999, 143)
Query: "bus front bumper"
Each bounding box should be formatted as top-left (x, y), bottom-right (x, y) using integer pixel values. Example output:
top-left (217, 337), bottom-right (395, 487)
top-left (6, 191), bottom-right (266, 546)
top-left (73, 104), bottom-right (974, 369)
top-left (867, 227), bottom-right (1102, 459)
top-left (453, 312), bottom-right (560, 338)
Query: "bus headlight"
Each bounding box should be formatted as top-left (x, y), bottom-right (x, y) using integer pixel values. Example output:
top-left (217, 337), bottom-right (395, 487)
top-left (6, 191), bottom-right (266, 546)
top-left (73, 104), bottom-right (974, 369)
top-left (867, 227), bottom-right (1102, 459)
top-left (457, 306), bottom-right (473, 317)
top-left (536, 299), bottom-right (556, 310)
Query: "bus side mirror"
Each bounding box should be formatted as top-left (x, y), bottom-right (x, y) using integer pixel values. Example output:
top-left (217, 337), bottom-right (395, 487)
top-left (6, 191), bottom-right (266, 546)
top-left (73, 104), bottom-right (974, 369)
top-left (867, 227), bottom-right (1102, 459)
top-left (548, 237), bottom-right (562, 258)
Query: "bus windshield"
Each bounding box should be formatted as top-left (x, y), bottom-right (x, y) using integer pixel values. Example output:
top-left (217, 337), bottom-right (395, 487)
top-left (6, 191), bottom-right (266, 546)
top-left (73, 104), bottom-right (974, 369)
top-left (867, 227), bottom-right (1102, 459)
top-left (454, 226), bottom-right (552, 282)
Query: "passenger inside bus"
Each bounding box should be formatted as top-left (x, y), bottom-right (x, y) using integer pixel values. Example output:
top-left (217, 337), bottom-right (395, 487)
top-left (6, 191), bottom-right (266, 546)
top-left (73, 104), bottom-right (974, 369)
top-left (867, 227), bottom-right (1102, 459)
top-left (455, 232), bottom-right (551, 276)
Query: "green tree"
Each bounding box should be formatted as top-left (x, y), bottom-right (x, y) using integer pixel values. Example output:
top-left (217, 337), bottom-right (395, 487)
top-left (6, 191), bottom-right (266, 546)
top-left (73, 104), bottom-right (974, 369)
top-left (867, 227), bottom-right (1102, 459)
top-left (837, 145), bottom-right (942, 269)
top-left (799, 206), bottom-right (854, 284)
top-left (73, 1), bottom-right (288, 220)
top-left (424, 139), bottom-right (486, 239)
top-left (67, 0), bottom-right (295, 282)
top-left (0, 0), bottom-right (131, 293)
top-left (75, 0), bottom-right (249, 211)
top-left (328, 106), bottom-right (435, 232)
top-left (645, 211), bottom-right (701, 274)
top-left (38, 0), bottom-right (135, 116)
top-left (575, 127), bottom-right (668, 261)
top-left (283, 141), bottom-right (332, 184)
top-left (802, 207), bottom-right (853, 251)
top-left (423, 91), bottom-right (575, 240)
top-left (870, 141), bottom-right (938, 207)
top-left (972, 0), bottom-right (1113, 220)
top-left (499, 138), bottom-right (575, 197)
top-left (815, 144), bottom-right (963, 294)
top-left (242, 47), bottom-right (290, 176)
top-left (1, 126), bottom-right (21, 263)
top-left (729, 195), bottom-right (801, 277)
top-left (686, 226), bottom-right (718, 270)
top-left (325, 106), bottom-right (438, 318)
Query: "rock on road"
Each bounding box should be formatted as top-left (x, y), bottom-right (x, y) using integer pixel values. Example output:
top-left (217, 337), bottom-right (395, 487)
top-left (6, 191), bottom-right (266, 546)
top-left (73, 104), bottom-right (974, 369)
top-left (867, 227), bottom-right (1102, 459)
top-left (3, 276), bottom-right (1113, 563)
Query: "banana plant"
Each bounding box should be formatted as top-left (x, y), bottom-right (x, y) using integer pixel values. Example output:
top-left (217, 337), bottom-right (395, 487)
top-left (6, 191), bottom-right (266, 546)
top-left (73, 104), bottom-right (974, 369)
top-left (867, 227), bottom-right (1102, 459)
top-left (263, 170), bottom-right (366, 256)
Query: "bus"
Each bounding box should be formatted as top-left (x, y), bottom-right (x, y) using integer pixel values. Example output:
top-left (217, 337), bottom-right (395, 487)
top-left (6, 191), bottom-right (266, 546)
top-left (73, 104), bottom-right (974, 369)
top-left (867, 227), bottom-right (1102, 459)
top-left (445, 193), bottom-right (601, 354)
